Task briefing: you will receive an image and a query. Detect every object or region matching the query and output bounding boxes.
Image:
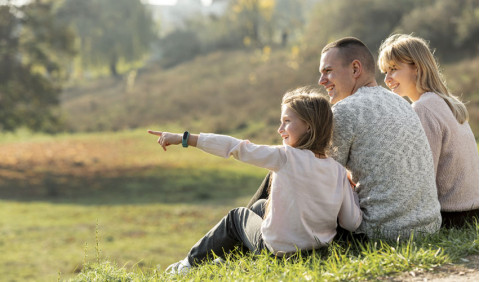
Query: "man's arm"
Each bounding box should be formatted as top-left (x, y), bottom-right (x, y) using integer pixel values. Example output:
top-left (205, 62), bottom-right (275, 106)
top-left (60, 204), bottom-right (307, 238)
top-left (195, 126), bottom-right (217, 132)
top-left (330, 105), bottom-right (355, 167)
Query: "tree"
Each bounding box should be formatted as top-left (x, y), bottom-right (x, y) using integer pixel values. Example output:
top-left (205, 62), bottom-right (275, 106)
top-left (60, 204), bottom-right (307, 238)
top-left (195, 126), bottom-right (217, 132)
top-left (396, 0), bottom-right (479, 61)
top-left (301, 0), bottom-right (417, 61)
top-left (301, 0), bottom-right (478, 63)
top-left (0, 1), bottom-right (75, 132)
top-left (159, 29), bottom-right (202, 69)
top-left (59, 0), bottom-right (156, 77)
top-left (226, 0), bottom-right (276, 47)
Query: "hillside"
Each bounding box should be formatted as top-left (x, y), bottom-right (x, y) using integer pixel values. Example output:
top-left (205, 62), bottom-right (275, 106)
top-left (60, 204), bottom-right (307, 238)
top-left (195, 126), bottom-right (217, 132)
top-left (60, 49), bottom-right (479, 141)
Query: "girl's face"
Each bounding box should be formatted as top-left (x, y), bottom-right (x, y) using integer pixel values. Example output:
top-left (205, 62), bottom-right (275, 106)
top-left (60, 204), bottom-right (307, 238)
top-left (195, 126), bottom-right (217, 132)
top-left (383, 61), bottom-right (420, 100)
top-left (278, 105), bottom-right (309, 147)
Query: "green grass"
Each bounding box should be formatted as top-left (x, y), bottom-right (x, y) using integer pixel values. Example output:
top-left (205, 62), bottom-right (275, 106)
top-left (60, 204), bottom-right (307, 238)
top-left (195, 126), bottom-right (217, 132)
top-left (0, 129), bottom-right (267, 281)
top-left (71, 222), bottom-right (478, 281)
top-left (0, 129), bottom-right (477, 281)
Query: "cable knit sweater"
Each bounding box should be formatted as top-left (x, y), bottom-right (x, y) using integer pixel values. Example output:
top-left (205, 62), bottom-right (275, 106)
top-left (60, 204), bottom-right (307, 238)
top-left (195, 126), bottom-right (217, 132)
top-left (412, 92), bottom-right (479, 212)
top-left (331, 86), bottom-right (441, 239)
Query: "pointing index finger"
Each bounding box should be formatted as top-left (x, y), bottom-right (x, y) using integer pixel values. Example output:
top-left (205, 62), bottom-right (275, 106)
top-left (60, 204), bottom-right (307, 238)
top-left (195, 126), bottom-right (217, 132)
top-left (147, 130), bottom-right (163, 136)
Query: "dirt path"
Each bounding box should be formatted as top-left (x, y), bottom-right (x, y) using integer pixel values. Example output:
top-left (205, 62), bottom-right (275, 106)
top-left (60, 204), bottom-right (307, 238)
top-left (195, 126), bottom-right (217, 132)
top-left (385, 255), bottom-right (478, 281)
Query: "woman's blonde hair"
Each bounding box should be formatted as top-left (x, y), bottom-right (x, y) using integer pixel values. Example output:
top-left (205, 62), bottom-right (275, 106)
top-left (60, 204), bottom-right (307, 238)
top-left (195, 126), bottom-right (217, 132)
top-left (378, 34), bottom-right (468, 123)
top-left (281, 86), bottom-right (333, 157)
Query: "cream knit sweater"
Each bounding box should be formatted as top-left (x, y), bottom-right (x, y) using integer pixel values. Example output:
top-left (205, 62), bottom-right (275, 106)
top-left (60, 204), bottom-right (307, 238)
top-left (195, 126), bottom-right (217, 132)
top-left (412, 92), bottom-right (479, 212)
top-left (196, 133), bottom-right (362, 254)
top-left (331, 86), bottom-right (441, 239)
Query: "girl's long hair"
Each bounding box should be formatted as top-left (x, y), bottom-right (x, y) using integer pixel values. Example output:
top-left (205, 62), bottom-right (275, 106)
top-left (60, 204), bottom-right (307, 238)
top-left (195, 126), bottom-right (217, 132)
top-left (281, 86), bottom-right (333, 156)
top-left (378, 34), bottom-right (468, 124)
top-left (264, 86), bottom-right (333, 218)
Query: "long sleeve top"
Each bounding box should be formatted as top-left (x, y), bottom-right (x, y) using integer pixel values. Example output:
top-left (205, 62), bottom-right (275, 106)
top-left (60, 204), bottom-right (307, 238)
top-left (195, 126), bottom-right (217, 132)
top-left (196, 133), bottom-right (362, 254)
top-left (412, 92), bottom-right (479, 212)
top-left (331, 86), bottom-right (441, 239)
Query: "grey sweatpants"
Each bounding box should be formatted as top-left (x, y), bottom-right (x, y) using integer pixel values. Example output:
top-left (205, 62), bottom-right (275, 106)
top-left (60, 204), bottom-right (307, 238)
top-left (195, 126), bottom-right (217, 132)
top-left (187, 199), bottom-right (268, 266)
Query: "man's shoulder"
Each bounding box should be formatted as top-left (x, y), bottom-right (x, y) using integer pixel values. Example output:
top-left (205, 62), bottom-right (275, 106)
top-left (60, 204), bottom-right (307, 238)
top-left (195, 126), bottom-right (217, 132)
top-left (332, 86), bottom-right (399, 116)
top-left (334, 86), bottom-right (395, 106)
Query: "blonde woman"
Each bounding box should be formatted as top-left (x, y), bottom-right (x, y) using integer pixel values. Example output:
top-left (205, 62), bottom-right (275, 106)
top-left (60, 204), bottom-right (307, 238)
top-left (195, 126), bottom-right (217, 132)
top-left (378, 34), bottom-right (479, 228)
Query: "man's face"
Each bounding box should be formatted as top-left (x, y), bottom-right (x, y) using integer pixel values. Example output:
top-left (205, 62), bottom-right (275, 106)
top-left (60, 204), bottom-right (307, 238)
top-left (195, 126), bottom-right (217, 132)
top-left (318, 48), bottom-right (356, 104)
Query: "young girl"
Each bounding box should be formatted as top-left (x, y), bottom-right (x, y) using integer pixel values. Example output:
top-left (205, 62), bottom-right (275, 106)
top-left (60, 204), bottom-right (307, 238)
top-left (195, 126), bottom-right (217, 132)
top-left (148, 87), bottom-right (362, 274)
top-left (378, 34), bottom-right (479, 228)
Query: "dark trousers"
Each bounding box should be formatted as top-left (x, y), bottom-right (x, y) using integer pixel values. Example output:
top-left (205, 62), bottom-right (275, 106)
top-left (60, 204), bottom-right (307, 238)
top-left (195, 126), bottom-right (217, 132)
top-left (187, 199), bottom-right (268, 266)
top-left (441, 209), bottom-right (479, 229)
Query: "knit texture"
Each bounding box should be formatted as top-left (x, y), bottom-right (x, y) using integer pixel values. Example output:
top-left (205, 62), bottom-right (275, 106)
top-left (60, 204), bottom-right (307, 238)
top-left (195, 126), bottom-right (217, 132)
top-left (197, 133), bottom-right (362, 254)
top-left (331, 86), bottom-right (441, 239)
top-left (412, 92), bottom-right (479, 212)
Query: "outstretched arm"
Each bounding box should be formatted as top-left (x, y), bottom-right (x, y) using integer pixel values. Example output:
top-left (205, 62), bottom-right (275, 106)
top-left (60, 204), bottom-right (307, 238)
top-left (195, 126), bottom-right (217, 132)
top-left (148, 130), bottom-right (198, 151)
top-left (148, 131), bottom-right (286, 172)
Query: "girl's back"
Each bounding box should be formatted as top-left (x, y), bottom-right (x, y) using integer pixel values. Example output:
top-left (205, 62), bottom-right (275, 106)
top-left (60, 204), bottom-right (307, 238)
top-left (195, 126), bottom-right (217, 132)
top-left (261, 146), bottom-right (361, 254)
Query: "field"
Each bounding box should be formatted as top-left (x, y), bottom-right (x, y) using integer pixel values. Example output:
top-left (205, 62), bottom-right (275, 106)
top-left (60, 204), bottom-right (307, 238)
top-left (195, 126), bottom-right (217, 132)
top-left (0, 129), bottom-right (478, 281)
top-left (0, 129), bottom-right (267, 281)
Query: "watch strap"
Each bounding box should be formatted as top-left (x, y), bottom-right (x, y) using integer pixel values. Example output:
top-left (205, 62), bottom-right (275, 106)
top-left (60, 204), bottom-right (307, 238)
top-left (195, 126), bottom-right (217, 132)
top-left (182, 131), bottom-right (190, 147)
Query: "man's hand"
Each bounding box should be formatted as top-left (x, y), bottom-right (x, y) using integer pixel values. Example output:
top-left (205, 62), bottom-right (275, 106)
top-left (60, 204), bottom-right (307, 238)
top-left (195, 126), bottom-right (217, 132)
top-left (148, 130), bottom-right (182, 151)
top-left (347, 170), bottom-right (356, 189)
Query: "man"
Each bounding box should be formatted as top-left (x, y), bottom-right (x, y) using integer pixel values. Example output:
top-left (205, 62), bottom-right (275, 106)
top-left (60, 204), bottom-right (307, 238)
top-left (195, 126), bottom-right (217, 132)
top-left (249, 37), bottom-right (441, 240)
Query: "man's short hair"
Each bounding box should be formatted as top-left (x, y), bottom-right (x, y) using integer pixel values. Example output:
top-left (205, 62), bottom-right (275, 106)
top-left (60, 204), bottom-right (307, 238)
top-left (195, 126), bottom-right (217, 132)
top-left (322, 37), bottom-right (375, 75)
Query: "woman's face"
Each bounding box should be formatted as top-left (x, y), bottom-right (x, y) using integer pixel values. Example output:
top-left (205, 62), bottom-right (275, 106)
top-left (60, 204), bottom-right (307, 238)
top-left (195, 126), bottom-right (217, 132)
top-left (383, 61), bottom-right (420, 100)
top-left (278, 105), bottom-right (309, 147)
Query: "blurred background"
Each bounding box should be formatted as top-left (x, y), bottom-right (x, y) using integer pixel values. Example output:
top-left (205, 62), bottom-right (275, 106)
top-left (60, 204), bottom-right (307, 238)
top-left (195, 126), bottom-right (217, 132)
top-left (1, 0), bottom-right (478, 140)
top-left (0, 0), bottom-right (478, 280)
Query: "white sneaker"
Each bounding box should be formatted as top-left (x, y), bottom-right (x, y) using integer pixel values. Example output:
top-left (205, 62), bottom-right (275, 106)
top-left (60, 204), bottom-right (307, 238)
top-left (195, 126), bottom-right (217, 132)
top-left (165, 257), bottom-right (191, 275)
top-left (212, 257), bottom-right (226, 266)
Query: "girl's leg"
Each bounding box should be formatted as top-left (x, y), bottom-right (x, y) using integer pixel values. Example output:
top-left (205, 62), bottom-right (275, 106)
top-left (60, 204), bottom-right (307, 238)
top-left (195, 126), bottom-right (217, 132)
top-left (249, 199), bottom-right (266, 217)
top-left (187, 207), bottom-right (266, 266)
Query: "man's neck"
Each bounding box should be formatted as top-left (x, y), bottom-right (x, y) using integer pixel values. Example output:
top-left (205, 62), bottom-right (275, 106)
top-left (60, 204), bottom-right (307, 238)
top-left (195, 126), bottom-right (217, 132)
top-left (352, 79), bottom-right (377, 94)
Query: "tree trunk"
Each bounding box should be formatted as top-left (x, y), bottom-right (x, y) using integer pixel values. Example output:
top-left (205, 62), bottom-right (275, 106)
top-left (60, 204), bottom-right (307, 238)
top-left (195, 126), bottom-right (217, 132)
top-left (110, 55), bottom-right (118, 78)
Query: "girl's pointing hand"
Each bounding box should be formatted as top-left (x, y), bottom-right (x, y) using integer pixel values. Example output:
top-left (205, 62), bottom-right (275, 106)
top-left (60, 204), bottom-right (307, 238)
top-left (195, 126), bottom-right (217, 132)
top-left (148, 130), bottom-right (182, 151)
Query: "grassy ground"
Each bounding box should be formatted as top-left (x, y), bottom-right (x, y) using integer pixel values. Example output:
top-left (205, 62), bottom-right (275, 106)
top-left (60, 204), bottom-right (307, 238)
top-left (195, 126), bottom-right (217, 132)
top-left (0, 129), bottom-right (477, 281)
top-left (74, 223), bottom-right (478, 281)
top-left (0, 129), bottom-right (267, 281)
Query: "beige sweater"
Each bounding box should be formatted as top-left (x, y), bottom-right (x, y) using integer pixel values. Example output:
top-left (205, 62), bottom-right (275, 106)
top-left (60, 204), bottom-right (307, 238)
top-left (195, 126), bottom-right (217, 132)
top-left (196, 133), bottom-right (362, 254)
top-left (413, 92), bottom-right (479, 212)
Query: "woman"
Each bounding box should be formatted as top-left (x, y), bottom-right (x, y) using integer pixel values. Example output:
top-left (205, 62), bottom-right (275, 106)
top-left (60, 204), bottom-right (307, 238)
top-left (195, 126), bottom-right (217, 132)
top-left (378, 34), bottom-right (478, 228)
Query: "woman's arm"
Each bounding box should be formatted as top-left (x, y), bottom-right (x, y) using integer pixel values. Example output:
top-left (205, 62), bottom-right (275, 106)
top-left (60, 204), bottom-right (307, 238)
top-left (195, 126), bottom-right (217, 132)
top-left (412, 107), bottom-right (442, 174)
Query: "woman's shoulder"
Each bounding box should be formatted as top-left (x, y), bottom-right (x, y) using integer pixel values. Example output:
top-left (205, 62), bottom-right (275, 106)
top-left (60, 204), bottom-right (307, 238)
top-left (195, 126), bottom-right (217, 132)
top-left (413, 92), bottom-right (455, 120)
top-left (413, 92), bottom-right (446, 109)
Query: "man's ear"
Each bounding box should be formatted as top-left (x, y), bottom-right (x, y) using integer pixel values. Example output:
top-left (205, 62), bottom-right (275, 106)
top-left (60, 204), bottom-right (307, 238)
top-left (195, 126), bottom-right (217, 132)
top-left (352, 60), bottom-right (362, 78)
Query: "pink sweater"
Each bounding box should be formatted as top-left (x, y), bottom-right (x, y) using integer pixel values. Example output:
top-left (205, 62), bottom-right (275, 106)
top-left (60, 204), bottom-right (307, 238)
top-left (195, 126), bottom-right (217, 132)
top-left (197, 133), bottom-right (362, 254)
top-left (412, 92), bottom-right (479, 212)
